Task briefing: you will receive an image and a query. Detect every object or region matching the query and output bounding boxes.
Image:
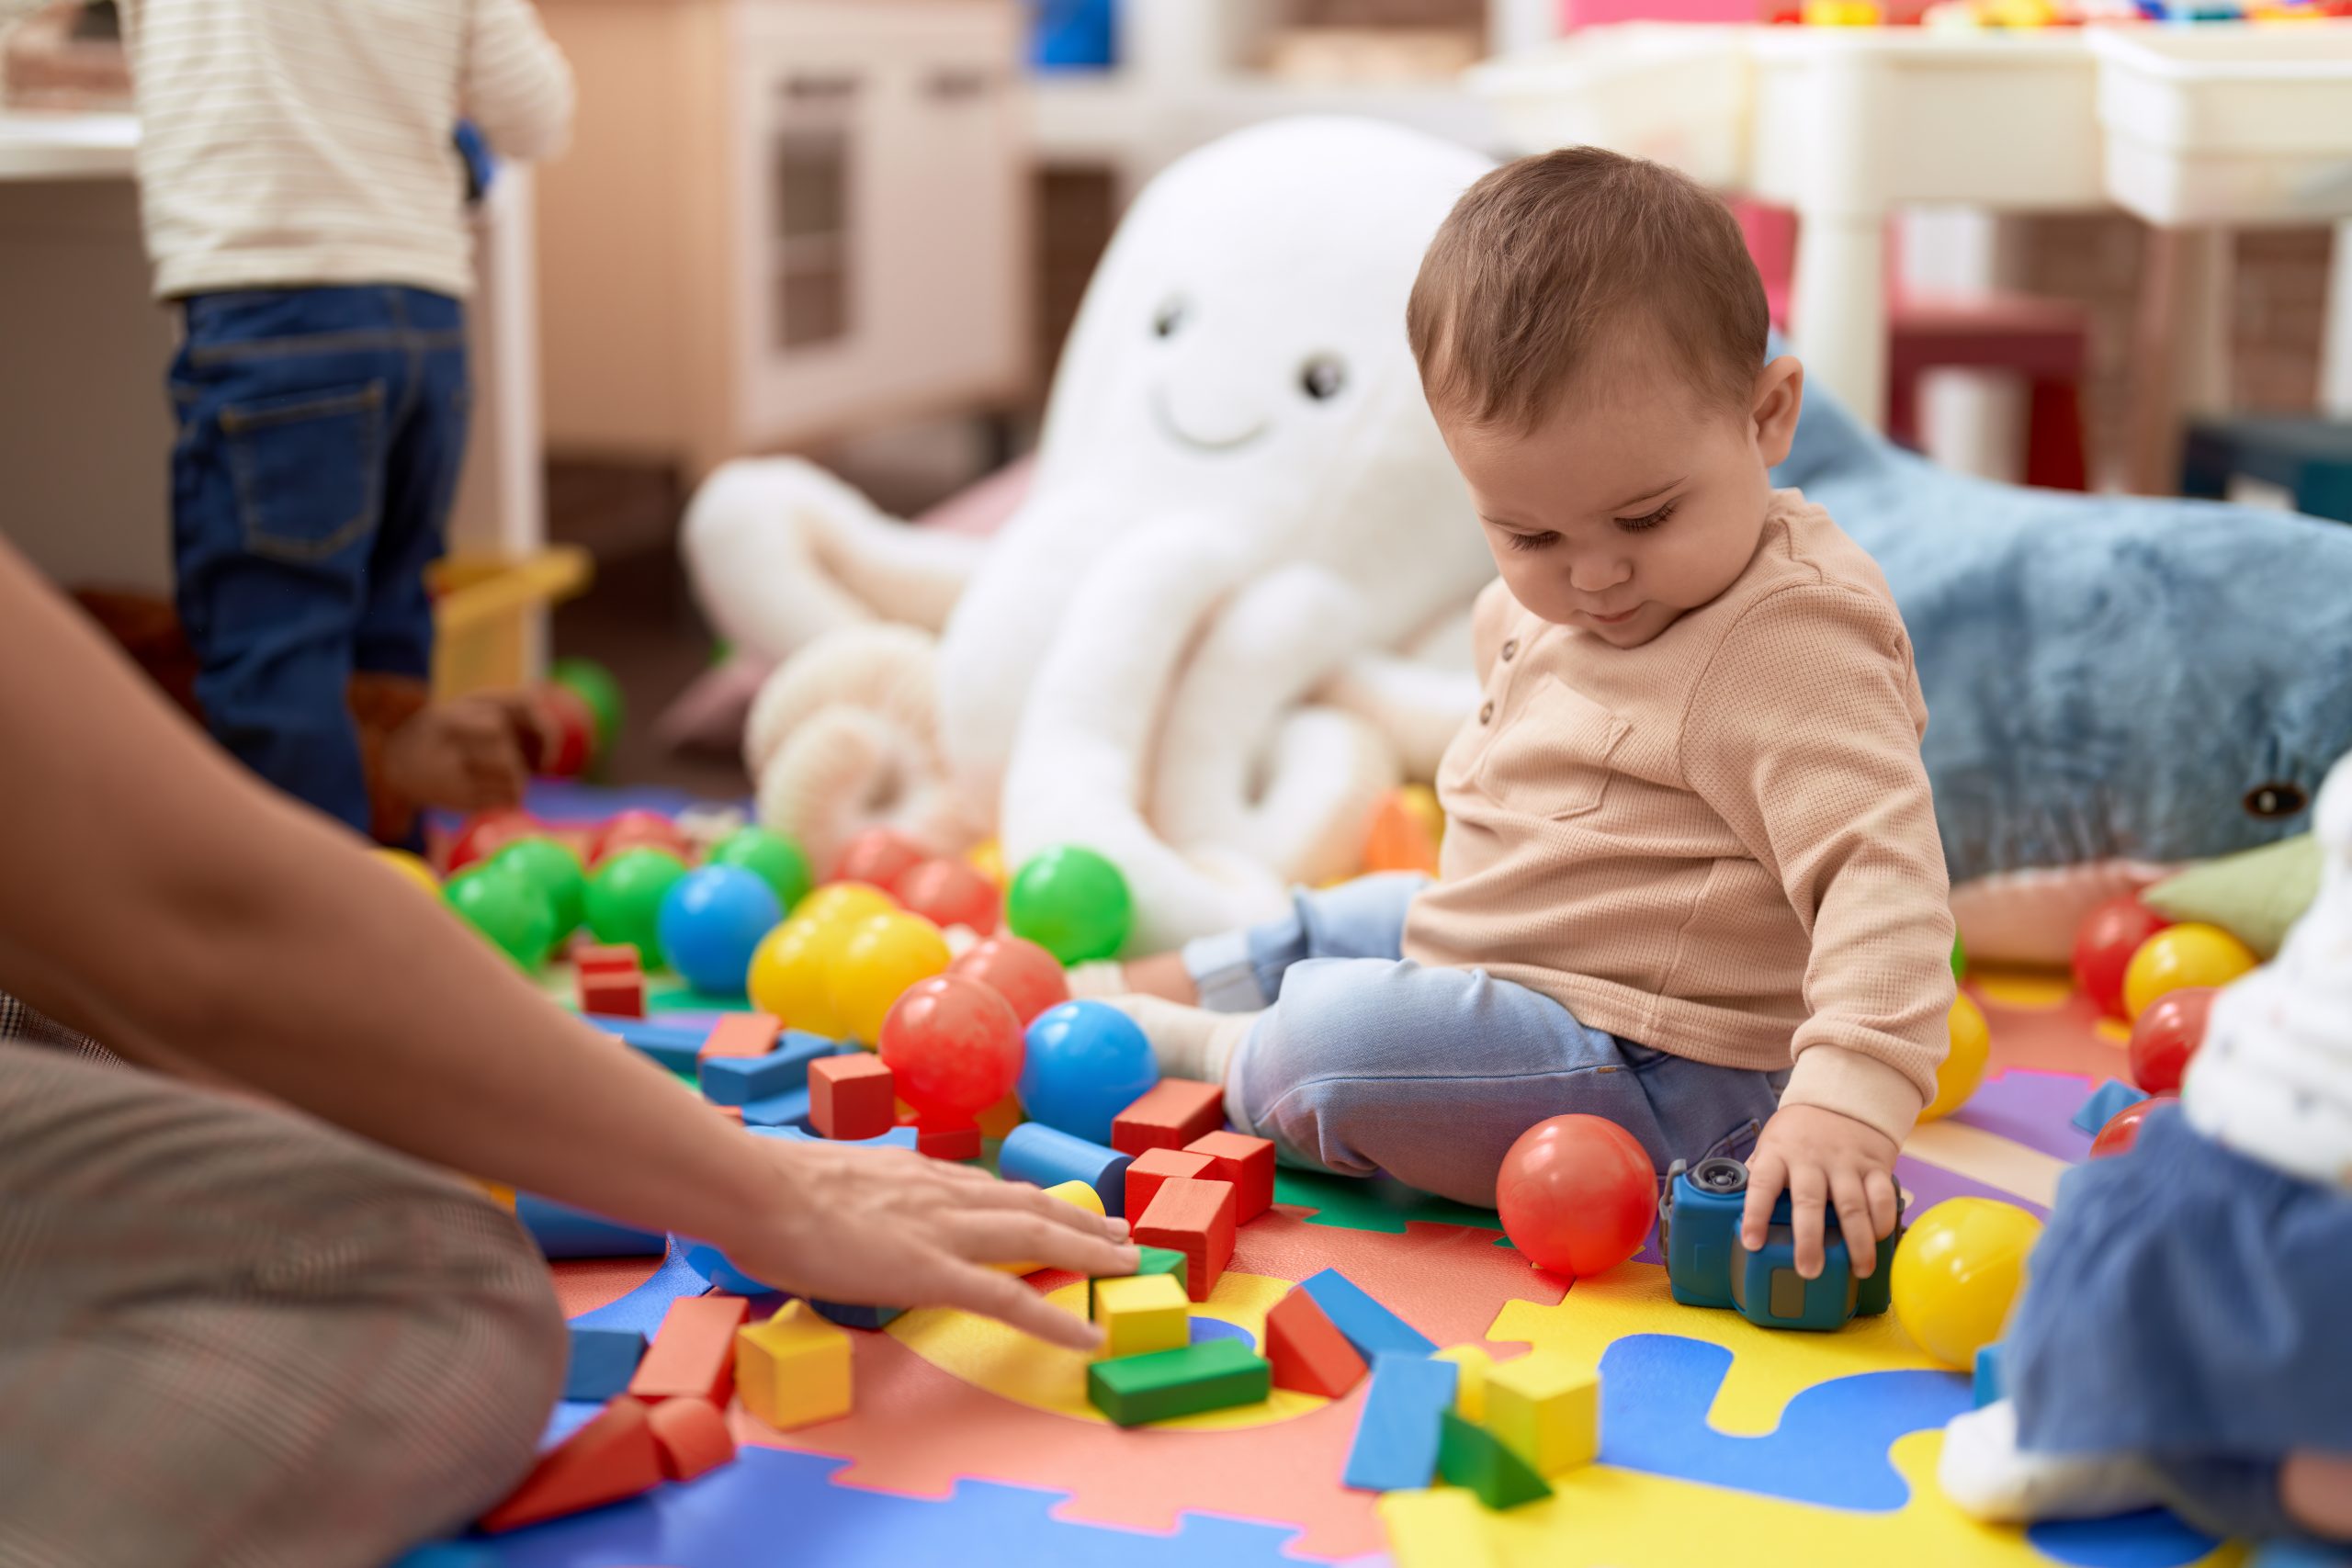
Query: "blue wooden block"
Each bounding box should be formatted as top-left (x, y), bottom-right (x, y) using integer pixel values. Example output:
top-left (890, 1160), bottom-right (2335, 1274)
top-left (515, 1193), bottom-right (668, 1260)
top-left (584, 1016), bottom-right (706, 1074)
top-left (1343, 1353), bottom-right (1457, 1492)
top-left (811, 1299), bottom-right (907, 1331)
top-left (697, 1031), bottom-right (837, 1106)
top-left (386, 1544), bottom-right (497, 1568)
top-left (1301, 1267), bottom-right (1433, 1359)
top-left (740, 1086), bottom-right (815, 1129)
top-left (2070, 1078), bottom-right (2144, 1136)
top-left (563, 1325), bottom-right (648, 1401)
top-left (752, 1123), bottom-right (920, 1151)
top-left (680, 1238), bottom-right (775, 1294)
top-left (1973, 1342), bottom-right (2005, 1409)
top-left (999, 1122), bottom-right (1134, 1216)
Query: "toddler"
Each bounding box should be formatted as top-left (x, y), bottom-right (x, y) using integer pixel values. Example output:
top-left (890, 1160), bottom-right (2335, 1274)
top-left (1939, 750), bottom-right (2352, 1545)
top-left (1107, 148), bottom-right (1956, 1273)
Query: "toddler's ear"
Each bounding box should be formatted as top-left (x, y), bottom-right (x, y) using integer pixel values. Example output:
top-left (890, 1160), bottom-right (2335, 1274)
top-left (1752, 355), bottom-right (1805, 468)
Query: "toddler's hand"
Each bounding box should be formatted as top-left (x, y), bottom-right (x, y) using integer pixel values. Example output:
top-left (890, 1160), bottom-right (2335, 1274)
top-left (715, 1136), bottom-right (1138, 1352)
top-left (380, 692), bottom-right (557, 813)
top-left (1739, 1103), bottom-right (1902, 1280)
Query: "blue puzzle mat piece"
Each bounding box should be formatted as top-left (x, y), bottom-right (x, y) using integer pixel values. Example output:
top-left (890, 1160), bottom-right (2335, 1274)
top-left (470, 1444), bottom-right (1320, 1567)
top-left (565, 1240), bottom-right (710, 1337)
top-left (2029, 1511), bottom-right (2226, 1568)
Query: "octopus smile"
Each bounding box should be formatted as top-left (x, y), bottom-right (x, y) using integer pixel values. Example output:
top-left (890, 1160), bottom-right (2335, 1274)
top-left (1149, 384), bottom-right (1270, 454)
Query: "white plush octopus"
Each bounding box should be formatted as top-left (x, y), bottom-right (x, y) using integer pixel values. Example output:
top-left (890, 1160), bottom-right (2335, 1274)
top-left (683, 118), bottom-right (1499, 952)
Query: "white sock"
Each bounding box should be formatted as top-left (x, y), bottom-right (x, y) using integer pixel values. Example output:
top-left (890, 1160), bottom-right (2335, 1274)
top-left (1939, 1402), bottom-right (2165, 1523)
top-left (1064, 961), bottom-right (1129, 1000)
top-left (1105, 995), bottom-right (1257, 1087)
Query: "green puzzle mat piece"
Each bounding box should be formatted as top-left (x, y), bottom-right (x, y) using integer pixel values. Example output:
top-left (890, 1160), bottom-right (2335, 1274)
top-left (1275, 1167), bottom-right (1506, 1238)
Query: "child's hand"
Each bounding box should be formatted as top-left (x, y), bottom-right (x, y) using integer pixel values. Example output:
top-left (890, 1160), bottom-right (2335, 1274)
top-left (717, 1137), bottom-right (1138, 1351)
top-left (1739, 1103), bottom-right (1902, 1280)
top-left (380, 692), bottom-right (558, 813)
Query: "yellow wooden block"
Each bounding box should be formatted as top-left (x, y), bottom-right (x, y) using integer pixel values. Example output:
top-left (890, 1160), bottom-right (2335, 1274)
top-left (735, 1300), bottom-right (852, 1431)
top-left (1433, 1344), bottom-right (1494, 1423)
top-left (472, 1179), bottom-right (515, 1211)
top-left (993, 1179), bottom-right (1109, 1274)
top-left (1094, 1272), bottom-right (1191, 1359)
top-left (1484, 1354), bottom-right (1599, 1477)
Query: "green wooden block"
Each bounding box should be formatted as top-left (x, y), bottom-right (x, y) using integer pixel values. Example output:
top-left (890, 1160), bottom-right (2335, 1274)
top-left (1438, 1409), bottom-right (1551, 1510)
top-left (1089, 1246), bottom-right (1189, 1320)
top-left (1086, 1339), bottom-right (1270, 1427)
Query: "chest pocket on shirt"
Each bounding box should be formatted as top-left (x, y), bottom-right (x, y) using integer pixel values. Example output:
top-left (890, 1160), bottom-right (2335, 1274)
top-left (1476, 673), bottom-right (1631, 821)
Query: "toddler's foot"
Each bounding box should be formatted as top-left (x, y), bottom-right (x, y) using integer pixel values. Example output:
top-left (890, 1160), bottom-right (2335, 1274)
top-left (1104, 995), bottom-right (1257, 1087)
top-left (1939, 1401), bottom-right (2165, 1523)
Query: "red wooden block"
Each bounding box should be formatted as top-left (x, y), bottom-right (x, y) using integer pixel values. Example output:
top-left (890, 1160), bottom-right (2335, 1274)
top-left (711, 1103), bottom-right (744, 1124)
top-left (477, 1396), bottom-right (663, 1533)
top-left (1184, 1130), bottom-right (1275, 1223)
top-left (917, 1122), bottom-right (981, 1162)
top-left (579, 974), bottom-right (645, 1019)
top-left (647, 1394), bottom-right (738, 1482)
top-left (1263, 1284), bottom-right (1368, 1398)
top-left (1124, 1146), bottom-right (1217, 1221)
top-left (1131, 1176), bottom-right (1237, 1303)
top-left (699, 1010), bottom-right (782, 1062)
top-left (576, 943), bottom-right (642, 977)
top-left (629, 1295), bottom-right (752, 1404)
top-left (1111, 1078), bottom-right (1227, 1157)
top-left (811, 1055), bottom-right (896, 1140)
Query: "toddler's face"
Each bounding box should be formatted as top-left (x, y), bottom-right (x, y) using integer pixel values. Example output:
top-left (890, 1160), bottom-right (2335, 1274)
top-left (1439, 355), bottom-right (1804, 649)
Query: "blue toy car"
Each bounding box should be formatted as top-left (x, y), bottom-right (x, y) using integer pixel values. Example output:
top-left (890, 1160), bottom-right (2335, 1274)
top-left (1658, 1156), bottom-right (1903, 1332)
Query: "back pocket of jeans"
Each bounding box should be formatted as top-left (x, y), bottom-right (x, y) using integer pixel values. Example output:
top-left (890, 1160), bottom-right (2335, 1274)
top-left (220, 381), bottom-right (386, 563)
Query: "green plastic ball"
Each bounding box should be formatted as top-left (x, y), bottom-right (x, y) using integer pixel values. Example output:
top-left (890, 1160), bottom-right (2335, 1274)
top-left (1952, 931), bottom-right (1967, 982)
top-left (492, 836), bottom-right (588, 938)
top-left (1005, 845), bottom-right (1132, 964)
top-left (585, 846), bottom-right (689, 967)
top-left (549, 657), bottom-right (625, 751)
top-left (444, 864), bottom-right (560, 970)
top-left (707, 826), bottom-right (813, 913)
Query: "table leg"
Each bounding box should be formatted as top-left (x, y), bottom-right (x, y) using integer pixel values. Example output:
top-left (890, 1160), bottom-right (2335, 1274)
top-left (2123, 224), bottom-right (2231, 496)
top-left (1792, 210), bottom-right (1889, 433)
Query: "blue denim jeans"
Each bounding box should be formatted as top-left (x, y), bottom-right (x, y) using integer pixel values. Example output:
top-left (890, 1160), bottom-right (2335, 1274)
top-left (170, 287), bottom-right (471, 833)
top-left (1183, 874), bottom-right (1789, 1207)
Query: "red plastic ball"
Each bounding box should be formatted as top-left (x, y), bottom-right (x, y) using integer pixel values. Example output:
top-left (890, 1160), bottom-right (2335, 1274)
top-left (1495, 1114), bottom-right (1657, 1279)
top-left (899, 857), bottom-right (1001, 936)
top-left (877, 975), bottom-right (1025, 1126)
top-left (2089, 1094), bottom-right (2171, 1158)
top-left (445, 807), bottom-right (543, 876)
top-left (948, 935), bottom-right (1069, 1025)
top-left (528, 682), bottom-right (597, 778)
top-left (2072, 896), bottom-right (2171, 1021)
top-left (831, 828), bottom-right (929, 897)
top-left (594, 808), bottom-right (688, 865)
top-left (2128, 986), bottom-right (2215, 1095)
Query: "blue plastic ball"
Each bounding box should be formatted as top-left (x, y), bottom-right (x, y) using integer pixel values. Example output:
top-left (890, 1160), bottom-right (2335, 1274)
top-left (1017, 1000), bottom-right (1159, 1145)
top-left (656, 864), bottom-right (783, 997)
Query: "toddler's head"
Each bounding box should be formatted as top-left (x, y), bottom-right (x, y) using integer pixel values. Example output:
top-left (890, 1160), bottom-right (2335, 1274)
top-left (1408, 148), bottom-right (1802, 649)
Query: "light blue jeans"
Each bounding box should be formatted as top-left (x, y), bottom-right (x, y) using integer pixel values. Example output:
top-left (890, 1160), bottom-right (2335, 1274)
top-left (1184, 874), bottom-right (1789, 1208)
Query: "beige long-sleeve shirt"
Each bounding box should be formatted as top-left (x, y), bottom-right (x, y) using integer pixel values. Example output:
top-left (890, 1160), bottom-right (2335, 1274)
top-left (3, 0), bottom-right (573, 299)
top-left (1404, 490), bottom-right (1955, 1145)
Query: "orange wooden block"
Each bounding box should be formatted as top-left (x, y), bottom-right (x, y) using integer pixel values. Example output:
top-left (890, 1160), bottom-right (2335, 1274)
top-left (629, 1295), bottom-right (752, 1404)
top-left (1124, 1145), bottom-right (1216, 1219)
top-left (1362, 791), bottom-right (1441, 876)
top-left (699, 1011), bottom-right (782, 1062)
top-left (917, 1122), bottom-right (981, 1161)
top-left (1112, 1079), bottom-right (1227, 1157)
top-left (477, 1396), bottom-right (663, 1533)
top-left (1132, 1176), bottom-right (1237, 1303)
top-left (1264, 1283), bottom-right (1368, 1398)
top-left (579, 974), bottom-right (645, 1019)
top-left (647, 1393), bottom-right (738, 1482)
top-left (811, 1054), bottom-right (896, 1140)
top-left (1185, 1130), bottom-right (1275, 1223)
top-left (576, 943), bottom-right (642, 977)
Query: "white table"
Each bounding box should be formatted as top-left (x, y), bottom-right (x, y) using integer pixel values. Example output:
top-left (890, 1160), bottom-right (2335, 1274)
top-left (1474, 23), bottom-right (2352, 483)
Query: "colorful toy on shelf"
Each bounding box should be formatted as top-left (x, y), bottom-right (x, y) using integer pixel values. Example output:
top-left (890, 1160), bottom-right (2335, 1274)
top-left (2121, 922), bottom-right (2257, 1020)
top-left (706, 825), bottom-right (812, 912)
top-left (1661, 1156), bottom-right (1902, 1331)
top-left (1888, 1197), bottom-right (2042, 1368)
top-left (657, 864), bottom-right (783, 996)
top-left (2073, 895), bottom-right (2170, 1020)
top-left (1005, 844), bottom-right (1134, 964)
top-left (876, 975), bottom-right (1024, 1139)
top-left (443, 863), bottom-right (559, 969)
top-left (2090, 1093), bottom-right (2168, 1157)
top-left (830, 910), bottom-right (954, 1044)
top-left (2128, 986), bottom-right (2216, 1094)
top-left (1923, 993), bottom-right (1992, 1122)
top-left (896, 856), bottom-right (1001, 935)
top-left (1496, 1114), bottom-right (1657, 1280)
top-left (831, 827), bottom-right (930, 897)
top-left (490, 836), bottom-right (588, 940)
top-left (583, 846), bottom-right (690, 967)
top-left (948, 934), bottom-right (1070, 1025)
top-left (1018, 1000), bottom-right (1160, 1145)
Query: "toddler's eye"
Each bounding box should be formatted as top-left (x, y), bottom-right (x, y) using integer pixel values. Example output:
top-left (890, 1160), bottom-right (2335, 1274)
top-left (1616, 502), bottom-right (1678, 533)
top-left (1504, 531), bottom-right (1558, 553)
top-left (1152, 299), bottom-right (1187, 338)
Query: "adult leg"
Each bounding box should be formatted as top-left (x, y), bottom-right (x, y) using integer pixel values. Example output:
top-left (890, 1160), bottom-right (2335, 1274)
top-left (0, 1041), bottom-right (563, 1568)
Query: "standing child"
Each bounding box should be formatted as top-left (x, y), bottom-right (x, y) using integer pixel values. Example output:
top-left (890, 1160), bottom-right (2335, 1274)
top-left (2, 0), bottom-right (575, 842)
top-left (1102, 148), bottom-right (1956, 1276)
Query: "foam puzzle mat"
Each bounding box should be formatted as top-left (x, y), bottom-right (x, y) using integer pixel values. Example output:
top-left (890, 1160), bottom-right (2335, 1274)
top-left (447, 785), bottom-right (2242, 1568)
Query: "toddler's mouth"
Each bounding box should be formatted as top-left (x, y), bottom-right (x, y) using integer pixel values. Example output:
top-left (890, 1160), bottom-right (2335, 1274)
top-left (1583, 605), bottom-right (1640, 625)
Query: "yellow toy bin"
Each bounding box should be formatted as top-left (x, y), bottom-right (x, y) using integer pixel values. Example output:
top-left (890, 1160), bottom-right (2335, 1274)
top-left (427, 547), bottom-right (593, 702)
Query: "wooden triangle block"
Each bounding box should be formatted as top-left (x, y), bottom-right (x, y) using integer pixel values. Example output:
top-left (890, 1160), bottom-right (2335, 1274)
top-left (1264, 1283), bottom-right (1368, 1398)
top-left (1438, 1408), bottom-right (1552, 1510)
top-left (477, 1397), bottom-right (662, 1533)
top-left (647, 1395), bottom-right (738, 1483)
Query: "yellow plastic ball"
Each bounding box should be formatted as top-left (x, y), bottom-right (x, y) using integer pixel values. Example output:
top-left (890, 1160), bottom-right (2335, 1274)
top-left (966, 840), bottom-right (1006, 888)
top-left (1921, 993), bottom-right (1992, 1122)
top-left (1398, 784), bottom-right (1445, 850)
top-left (2121, 922), bottom-right (2257, 1020)
top-left (1890, 1197), bottom-right (2043, 1368)
top-left (374, 847), bottom-right (441, 898)
top-left (747, 918), bottom-right (854, 1038)
top-left (792, 880), bottom-right (899, 930)
top-left (829, 910), bottom-right (952, 1045)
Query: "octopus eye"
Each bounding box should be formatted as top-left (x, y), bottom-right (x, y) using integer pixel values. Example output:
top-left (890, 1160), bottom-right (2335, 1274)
top-left (2243, 781), bottom-right (2309, 819)
top-left (1299, 355), bottom-right (1347, 400)
top-left (1152, 299), bottom-right (1187, 339)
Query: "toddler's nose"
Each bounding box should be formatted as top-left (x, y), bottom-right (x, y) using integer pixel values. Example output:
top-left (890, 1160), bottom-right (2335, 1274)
top-left (1567, 556), bottom-right (1633, 594)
